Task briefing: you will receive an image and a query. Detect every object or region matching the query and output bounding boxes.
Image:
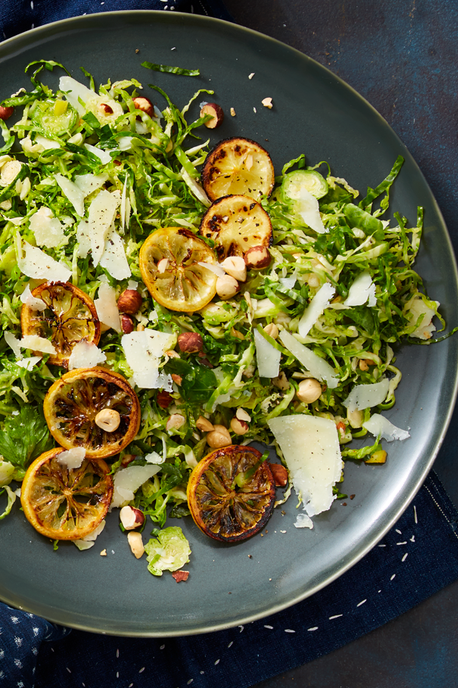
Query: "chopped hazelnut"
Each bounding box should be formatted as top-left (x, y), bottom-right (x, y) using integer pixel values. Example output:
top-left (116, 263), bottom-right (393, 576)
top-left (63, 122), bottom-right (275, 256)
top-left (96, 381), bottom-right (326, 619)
top-left (99, 103), bottom-right (114, 114)
top-left (133, 96), bottom-right (154, 118)
top-left (263, 323), bottom-right (279, 339)
top-left (236, 408), bottom-right (251, 422)
top-left (127, 531), bottom-right (145, 559)
top-left (117, 289), bottom-right (143, 315)
top-left (270, 463), bottom-right (288, 487)
top-left (244, 245), bottom-right (271, 270)
top-left (230, 107), bottom-right (236, 117)
top-left (157, 258), bottom-right (169, 273)
top-left (200, 102), bottom-right (224, 129)
top-left (261, 97), bottom-right (273, 109)
top-left (166, 413), bottom-right (186, 432)
top-left (171, 374), bottom-right (182, 386)
top-left (178, 332), bottom-right (203, 353)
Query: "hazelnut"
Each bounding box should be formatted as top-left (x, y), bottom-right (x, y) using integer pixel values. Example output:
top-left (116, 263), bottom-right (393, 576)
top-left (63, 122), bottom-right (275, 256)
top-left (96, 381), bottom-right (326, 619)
top-left (263, 323), bottom-right (279, 339)
top-left (272, 371), bottom-right (290, 391)
top-left (236, 407), bottom-right (251, 422)
top-left (0, 105), bottom-right (14, 121)
top-left (178, 332), bottom-right (203, 353)
top-left (296, 378), bottom-right (322, 403)
top-left (359, 360), bottom-right (369, 372)
top-left (120, 506), bottom-right (145, 530)
top-left (95, 408), bottom-right (121, 432)
top-left (171, 374), bottom-right (182, 386)
top-left (220, 256), bottom-right (246, 282)
top-left (261, 97), bottom-right (273, 109)
top-left (200, 102), bottom-right (224, 129)
top-left (166, 413), bottom-right (186, 432)
top-left (206, 424), bottom-right (232, 448)
top-left (196, 416), bottom-right (214, 432)
top-left (117, 289), bottom-right (143, 315)
top-left (133, 96), bottom-right (154, 118)
top-left (270, 463), bottom-right (288, 487)
top-left (100, 103), bottom-right (114, 114)
top-left (156, 391), bottom-right (173, 409)
top-left (244, 245), bottom-right (271, 270)
top-left (216, 274), bottom-right (239, 300)
top-left (127, 531), bottom-right (145, 559)
top-left (230, 417), bottom-right (249, 435)
top-left (121, 314), bottom-right (134, 334)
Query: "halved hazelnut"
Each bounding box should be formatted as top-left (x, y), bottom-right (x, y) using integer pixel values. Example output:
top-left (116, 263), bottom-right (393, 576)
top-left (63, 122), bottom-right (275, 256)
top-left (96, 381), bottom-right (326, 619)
top-left (95, 408), bottom-right (121, 432)
top-left (196, 416), bottom-right (214, 433)
top-left (178, 332), bottom-right (203, 353)
top-left (133, 96), bottom-right (154, 118)
top-left (120, 505), bottom-right (145, 530)
top-left (244, 245), bottom-right (271, 270)
top-left (200, 102), bottom-right (224, 129)
top-left (220, 256), bottom-right (247, 282)
top-left (0, 105), bottom-right (14, 121)
top-left (117, 289), bottom-right (143, 315)
top-left (206, 424), bottom-right (231, 448)
top-left (263, 323), bottom-right (279, 339)
top-left (127, 531), bottom-right (145, 559)
top-left (100, 103), bottom-right (114, 114)
top-left (216, 274), bottom-right (239, 300)
top-left (156, 391), bottom-right (173, 409)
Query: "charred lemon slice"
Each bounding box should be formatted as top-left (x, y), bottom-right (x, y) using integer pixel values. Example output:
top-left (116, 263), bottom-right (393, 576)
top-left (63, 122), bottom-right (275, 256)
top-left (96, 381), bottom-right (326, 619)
top-left (201, 137), bottom-right (275, 202)
top-left (43, 367), bottom-right (140, 459)
top-left (199, 194), bottom-right (273, 261)
top-left (139, 227), bottom-right (217, 313)
top-left (21, 282), bottom-right (100, 368)
top-left (21, 447), bottom-right (113, 541)
top-left (187, 445), bottom-right (275, 542)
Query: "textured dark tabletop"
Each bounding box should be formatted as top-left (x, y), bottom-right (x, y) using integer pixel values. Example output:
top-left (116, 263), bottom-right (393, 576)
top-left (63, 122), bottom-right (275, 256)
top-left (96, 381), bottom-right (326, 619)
top-left (221, 1), bottom-right (458, 686)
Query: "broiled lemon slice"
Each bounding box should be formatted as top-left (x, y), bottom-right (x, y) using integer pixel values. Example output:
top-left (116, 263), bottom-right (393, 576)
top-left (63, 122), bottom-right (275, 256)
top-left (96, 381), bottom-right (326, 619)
top-left (187, 445), bottom-right (275, 542)
top-left (199, 194), bottom-right (272, 261)
top-left (201, 137), bottom-right (275, 202)
top-left (139, 227), bottom-right (217, 313)
top-left (21, 447), bottom-right (113, 541)
top-left (21, 282), bottom-right (100, 368)
top-left (43, 367), bottom-right (140, 459)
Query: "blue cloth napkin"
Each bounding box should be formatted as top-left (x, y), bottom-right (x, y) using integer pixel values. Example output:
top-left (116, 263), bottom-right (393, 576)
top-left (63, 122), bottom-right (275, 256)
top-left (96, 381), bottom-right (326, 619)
top-left (2, 469), bottom-right (458, 688)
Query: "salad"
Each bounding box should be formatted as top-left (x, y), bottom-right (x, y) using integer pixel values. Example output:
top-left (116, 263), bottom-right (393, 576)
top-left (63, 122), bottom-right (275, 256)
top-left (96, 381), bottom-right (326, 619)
top-left (0, 59), bottom-right (444, 578)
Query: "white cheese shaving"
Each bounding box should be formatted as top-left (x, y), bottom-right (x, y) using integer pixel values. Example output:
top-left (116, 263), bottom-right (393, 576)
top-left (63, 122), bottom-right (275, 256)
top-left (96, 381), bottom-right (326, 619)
top-left (180, 166), bottom-right (211, 207)
top-left (54, 173), bottom-right (85, 217)
top-left (68, 340), bottom-right (107, 370)
top-left (74, 172), bottom-right (109, 197)
top-left (29, 206), bottom-right (68, 249)
top-left (57, 447), bottom-right (86, 469)
top-left (344, 271), bottom-right (376, 307)
top-left (87, 189), bottom-right (119, 266)
top-left (20, 284), bottom-right (46, 311)
top-left (296, 188), bottom-right (327, 234)
top-left (363, 413), bottom-right (411, 441)
top-left (99, 226), bottom-right (131, 280)
top-left (342, 378), bottom-right (390, 412)
top-left (84, 143), bottom-right (113, 165)
top-left (16, 356), bottom-right (42, 370)
top-left (111, 464), bottom-right (162, 509)
top-left (268, 414), bottom-right (343, 518)
top-left (59, 76), bottom-right (96, 115)
top-left (73, 519), bottom-right (106, 550)
top-left (121, 329), bottom-right (176, 389)
top-left (254, 329), bottom-right (281, 378)
top-left (76, 219), bottom-right (92, 258)
top-left (279, 329), bottom-right (339, 389)
top-left (94, 281), bottom-right (121, 332)
top-left (4, 331), bottom-right (22, 358)
top-left (294, 512), bottom-right (314, 529)
top-left (298, 282), bottom-right (335, 338)
top-left (18, 240), bottom-right (72, 282)
top-left (198, 261), bottom-right (225, 277)
top-left (20, 335), bottom-right (56, 355)
top-left (144, 451), bottom-right (165, 465)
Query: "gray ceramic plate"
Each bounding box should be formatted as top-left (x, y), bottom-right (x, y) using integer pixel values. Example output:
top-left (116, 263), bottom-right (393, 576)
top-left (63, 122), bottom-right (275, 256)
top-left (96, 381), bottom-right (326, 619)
top-left (0, 11), bottom-right (457, 637)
